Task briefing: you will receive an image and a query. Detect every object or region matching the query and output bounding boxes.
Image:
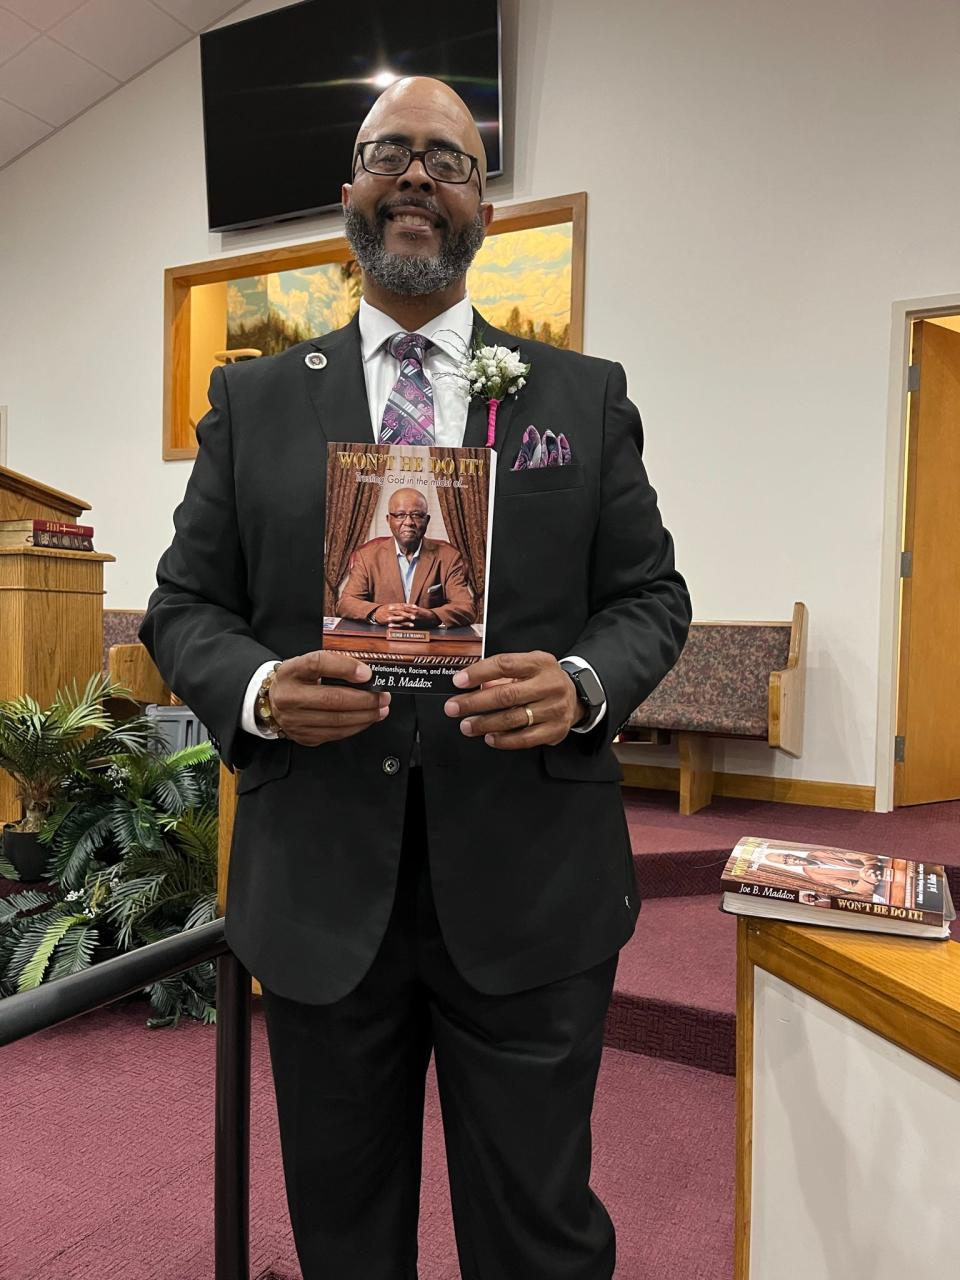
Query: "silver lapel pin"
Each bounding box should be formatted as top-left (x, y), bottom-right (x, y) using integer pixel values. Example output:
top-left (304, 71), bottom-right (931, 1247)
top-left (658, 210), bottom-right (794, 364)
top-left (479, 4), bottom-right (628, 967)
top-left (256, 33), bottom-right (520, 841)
top-left (304, 352), bottom-right (327, 370)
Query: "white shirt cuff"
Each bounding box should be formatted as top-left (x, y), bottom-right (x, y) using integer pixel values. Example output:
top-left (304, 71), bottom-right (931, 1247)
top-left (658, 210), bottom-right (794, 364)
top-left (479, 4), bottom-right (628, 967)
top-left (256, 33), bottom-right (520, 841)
top-left (241, 660), bottom-right (281, 739)
top-left (561, 655), bottom-right (607, 734)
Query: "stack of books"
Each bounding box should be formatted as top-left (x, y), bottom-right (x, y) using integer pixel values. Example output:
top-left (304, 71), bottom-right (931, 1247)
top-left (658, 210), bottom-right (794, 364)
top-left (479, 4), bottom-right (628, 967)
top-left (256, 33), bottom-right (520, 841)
top-left (721, 836), bottom-right (955, 939)
top-left (0, 518), bottom-right (95, 551)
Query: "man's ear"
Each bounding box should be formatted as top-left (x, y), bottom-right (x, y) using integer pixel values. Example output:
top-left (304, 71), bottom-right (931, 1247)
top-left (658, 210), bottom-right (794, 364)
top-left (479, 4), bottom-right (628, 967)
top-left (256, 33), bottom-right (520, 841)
top-left (342, 183), bottom-right (352, 209)
top-left (480, 201), bottom-right (494, 229)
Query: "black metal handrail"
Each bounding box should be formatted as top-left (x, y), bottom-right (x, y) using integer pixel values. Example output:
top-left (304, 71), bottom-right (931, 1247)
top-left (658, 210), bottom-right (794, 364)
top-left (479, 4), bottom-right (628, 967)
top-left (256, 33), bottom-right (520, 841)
top-left (0, 918), bottom-right (251, 1280)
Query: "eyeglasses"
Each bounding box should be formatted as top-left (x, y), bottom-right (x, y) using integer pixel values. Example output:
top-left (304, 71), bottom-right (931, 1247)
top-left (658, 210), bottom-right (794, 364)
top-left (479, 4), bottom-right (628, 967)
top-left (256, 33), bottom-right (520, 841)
top-left (388, 510), bottom-right (429, 522)
top-left (355, 140), bottom-right (481, 190)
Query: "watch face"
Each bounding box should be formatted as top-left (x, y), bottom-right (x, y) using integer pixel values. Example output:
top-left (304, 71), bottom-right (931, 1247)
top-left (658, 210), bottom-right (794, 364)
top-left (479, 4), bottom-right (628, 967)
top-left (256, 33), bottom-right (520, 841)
top-left (563, 663), bottom-right (603, 708)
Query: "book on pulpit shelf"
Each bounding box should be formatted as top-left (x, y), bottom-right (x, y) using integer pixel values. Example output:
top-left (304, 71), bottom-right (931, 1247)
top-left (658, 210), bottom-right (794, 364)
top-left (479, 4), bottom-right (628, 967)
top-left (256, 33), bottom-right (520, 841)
top-left (0, 519), bottom-right (95, 551)
top-left (720, 836), bottom-right (955, 939)
top-left (321, 442), bottom-right (495, 694)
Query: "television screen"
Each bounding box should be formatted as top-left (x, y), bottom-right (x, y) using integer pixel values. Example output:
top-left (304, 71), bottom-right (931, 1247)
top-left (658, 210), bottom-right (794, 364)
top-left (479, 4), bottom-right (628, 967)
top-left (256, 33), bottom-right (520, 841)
top-left (200, 0), bottom-right (502, 232)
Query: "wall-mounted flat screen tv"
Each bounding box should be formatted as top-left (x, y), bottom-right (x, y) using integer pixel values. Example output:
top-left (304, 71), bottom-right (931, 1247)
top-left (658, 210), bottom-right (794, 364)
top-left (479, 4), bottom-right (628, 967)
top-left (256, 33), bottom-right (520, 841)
top-left (200, 0), bottom-right (502, 232)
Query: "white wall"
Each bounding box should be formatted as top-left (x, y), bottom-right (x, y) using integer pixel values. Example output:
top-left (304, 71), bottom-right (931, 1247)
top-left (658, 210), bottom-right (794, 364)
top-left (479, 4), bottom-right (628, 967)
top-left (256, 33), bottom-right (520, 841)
top-left (751, 971), bottom-right (960, 1277)
top-left (2, 0), bottom-right (959, 789)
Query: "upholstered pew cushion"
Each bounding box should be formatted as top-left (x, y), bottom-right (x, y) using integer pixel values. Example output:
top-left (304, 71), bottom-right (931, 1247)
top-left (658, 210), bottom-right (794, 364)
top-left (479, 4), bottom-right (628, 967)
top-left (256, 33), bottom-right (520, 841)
top-left (627, 624), bottom-right (791, 739)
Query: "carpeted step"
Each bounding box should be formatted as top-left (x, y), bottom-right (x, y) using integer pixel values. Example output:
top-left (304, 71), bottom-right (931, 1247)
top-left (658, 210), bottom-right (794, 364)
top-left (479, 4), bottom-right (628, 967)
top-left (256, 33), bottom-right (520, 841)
top-left (0, 1002), bottom-right (734, 1280)
top-left (631, 845), bottom-right (732, 898)
top-left (606, 895), bottom-right (737, 1074)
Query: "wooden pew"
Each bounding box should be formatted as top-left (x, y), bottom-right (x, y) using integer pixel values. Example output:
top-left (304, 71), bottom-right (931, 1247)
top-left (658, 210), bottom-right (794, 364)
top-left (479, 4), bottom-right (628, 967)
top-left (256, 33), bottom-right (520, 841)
top-left (618, 602), bottom-right (808, 815)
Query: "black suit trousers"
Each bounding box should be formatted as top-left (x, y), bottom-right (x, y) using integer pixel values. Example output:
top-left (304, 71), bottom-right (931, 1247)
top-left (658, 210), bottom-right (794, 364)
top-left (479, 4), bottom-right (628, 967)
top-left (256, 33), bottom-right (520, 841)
top-left (259, 769), bottom-right (619, 1280)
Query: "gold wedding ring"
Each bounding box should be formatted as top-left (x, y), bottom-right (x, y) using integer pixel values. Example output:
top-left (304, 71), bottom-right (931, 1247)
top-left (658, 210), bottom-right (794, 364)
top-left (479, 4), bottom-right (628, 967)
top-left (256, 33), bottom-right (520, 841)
top-left (524, 705), bottom-right (534, 728)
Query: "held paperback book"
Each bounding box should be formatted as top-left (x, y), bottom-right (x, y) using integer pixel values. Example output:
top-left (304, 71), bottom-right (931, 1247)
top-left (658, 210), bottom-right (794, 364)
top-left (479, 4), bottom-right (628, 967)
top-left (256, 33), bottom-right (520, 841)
top-left (720, 836), bottom-right (956, 939)
top-left (322, 442), bottom-right (495, 694)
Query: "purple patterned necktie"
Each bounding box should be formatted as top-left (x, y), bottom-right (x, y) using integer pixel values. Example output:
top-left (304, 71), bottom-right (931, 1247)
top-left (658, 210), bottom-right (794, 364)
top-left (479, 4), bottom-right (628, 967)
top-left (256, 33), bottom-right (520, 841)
top-left (379, 332), bottom-right (435, 446)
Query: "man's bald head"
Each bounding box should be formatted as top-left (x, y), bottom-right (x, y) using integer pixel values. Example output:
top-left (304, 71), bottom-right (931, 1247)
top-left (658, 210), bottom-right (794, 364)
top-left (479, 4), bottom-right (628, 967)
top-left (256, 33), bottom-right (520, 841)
top-left (342, 75), bottom-right (493, 305)
top-left (355, 77), bottom-right (487, 193)
top-left (388, 486), bottom-right (428, 515)
top-left (386, 485), bottom-right (430, 551)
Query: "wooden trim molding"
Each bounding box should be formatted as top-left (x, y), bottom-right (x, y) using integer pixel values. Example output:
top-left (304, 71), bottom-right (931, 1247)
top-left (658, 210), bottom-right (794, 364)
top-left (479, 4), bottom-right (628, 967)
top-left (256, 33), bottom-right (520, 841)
top-left (736, 918), bottom-right (960, 1276)
top-left (163, 191), bottom-right (587, 460)
top-left (768, 601), bottom-right (807, 756)
top-left (215, 766), bottom-right (263, 998)
top-left (619, 762), bottom-right (876, 811)
top-left (747, 919), bottom-right (960, 1081)
top-left (0, 463), bottom-right (90, 518)
top-left (216, 763), bottom-right (237, 918)
top-left (734, 918), bottom-right (754, 1280)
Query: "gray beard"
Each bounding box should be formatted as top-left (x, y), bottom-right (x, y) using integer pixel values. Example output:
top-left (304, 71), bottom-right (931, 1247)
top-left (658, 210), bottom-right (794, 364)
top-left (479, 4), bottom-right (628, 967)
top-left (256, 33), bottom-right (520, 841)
top-left (343, 204), bottom-right (486, 297)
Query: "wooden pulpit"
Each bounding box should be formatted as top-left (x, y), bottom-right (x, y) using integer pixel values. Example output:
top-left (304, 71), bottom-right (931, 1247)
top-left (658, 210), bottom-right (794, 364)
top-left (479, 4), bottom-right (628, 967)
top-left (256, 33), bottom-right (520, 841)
top-left (0, 464), bottom-right (114, 825)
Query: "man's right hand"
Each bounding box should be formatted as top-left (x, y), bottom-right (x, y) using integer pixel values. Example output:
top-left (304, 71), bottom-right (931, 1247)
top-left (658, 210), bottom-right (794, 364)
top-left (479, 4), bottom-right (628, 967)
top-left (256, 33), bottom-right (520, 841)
top-left (267, 651), bottom-right (389, 746)
top-left (372, 603), bottom-right (417, 626)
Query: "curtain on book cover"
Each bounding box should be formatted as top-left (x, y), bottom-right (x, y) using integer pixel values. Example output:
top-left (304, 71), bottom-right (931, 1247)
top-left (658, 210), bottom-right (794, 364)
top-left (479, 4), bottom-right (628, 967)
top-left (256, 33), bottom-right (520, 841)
top-left (323, 455), bottom-right (381, 615)
top-left (429, 447), bottom-right (488, 623)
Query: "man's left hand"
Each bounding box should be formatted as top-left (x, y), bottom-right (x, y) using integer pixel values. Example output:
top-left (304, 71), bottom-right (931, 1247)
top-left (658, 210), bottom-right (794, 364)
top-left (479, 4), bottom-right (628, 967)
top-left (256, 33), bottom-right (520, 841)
top-left (443, 651), bottom-right (582, 748)
top-left (381, 604), bottom-right (438, 628)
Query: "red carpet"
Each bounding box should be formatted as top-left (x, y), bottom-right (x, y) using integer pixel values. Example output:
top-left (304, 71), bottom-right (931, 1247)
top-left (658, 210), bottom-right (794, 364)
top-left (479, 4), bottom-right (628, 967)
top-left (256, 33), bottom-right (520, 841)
top-left (606, 897), bottom-right (737, 1074)
top-left (625, 788), bottom-right (960, 860)
top-left (0, 1001), bottom-right (733, 1279)
top-left (626, 790), bottom-right (960, 900)
top-left (5, 791), bottom-right (955, 1274)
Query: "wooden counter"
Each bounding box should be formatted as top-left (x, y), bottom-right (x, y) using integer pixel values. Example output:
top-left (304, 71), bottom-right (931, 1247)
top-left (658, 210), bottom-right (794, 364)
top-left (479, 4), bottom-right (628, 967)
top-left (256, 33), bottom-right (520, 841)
top-left (736, 917), bottom-right (960, 1278)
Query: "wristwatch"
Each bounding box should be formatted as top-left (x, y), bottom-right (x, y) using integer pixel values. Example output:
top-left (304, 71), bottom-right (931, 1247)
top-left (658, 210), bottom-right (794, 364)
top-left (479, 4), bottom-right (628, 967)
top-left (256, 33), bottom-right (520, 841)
top-left (254, 661), bottom-right (285, 737)
top-left (558, 660), bottom-right (605, 724)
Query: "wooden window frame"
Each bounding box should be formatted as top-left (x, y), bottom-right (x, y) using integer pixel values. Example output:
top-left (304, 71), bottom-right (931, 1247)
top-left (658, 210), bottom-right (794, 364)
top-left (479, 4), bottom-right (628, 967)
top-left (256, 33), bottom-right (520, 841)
top-left (162, 192), bottom-right (587, 461)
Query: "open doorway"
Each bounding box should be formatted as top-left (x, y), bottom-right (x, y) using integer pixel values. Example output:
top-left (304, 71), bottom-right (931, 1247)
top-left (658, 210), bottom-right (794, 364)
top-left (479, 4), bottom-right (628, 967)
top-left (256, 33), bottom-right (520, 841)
top-left (894, 315), bottom-right (960, 806)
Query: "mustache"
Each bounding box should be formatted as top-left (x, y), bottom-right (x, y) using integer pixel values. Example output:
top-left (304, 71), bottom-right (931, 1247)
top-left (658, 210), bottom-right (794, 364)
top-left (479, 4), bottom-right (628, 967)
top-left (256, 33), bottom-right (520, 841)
top-left (376, 197), bottom-right (447, 230)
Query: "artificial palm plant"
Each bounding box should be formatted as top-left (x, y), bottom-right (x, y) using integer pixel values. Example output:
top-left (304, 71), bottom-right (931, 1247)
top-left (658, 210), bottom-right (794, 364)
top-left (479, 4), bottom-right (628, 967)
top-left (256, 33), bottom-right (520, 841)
top-left (0, 741), bottom-right (220, 1027)
top-left (0, 672), bottom-right (159, 836)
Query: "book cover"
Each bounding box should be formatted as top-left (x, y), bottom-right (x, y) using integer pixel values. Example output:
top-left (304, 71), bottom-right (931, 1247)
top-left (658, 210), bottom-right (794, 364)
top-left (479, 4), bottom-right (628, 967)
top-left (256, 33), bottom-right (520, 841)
top-left (0, 519), bottom-right (95, 536)
top-left (322, 442), bottom-right (495, 694)
top-left (721, 836), bottom-right (952, 928)
top-left (0, 531), bottom-right (95, 550)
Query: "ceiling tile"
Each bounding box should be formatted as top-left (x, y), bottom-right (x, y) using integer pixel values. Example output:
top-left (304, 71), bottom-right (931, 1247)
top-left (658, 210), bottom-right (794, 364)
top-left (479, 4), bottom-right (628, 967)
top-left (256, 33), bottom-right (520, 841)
top-left (0, 96), bottom-right (53, 167)
top-left (0, 35), bottom-right (116, 126)
top-left (0, 0), bottom-right (86, 30)
top-left (149, 0), bottom-right (248, 33)
top-left (50, 0), bottom-right (189, 81)
top-left (0, 8), bottom-right (36, 63)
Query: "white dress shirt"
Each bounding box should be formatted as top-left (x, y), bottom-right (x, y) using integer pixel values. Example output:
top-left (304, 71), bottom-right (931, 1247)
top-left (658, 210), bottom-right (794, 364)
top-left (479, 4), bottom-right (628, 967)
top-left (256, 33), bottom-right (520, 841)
top-left (394, 538), bottom-right (422, 602)
top-left (241, 294), bottom-right (606, 739)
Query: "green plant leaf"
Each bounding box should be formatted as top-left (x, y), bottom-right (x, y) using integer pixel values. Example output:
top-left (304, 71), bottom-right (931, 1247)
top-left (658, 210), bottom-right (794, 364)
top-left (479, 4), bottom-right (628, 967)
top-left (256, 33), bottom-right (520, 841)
top-left (47, 922), bottom-right (99, 979)
top-left (0, 888), bottom-right (57, 924)
top-left (16, 913), bottom-right (89, 990)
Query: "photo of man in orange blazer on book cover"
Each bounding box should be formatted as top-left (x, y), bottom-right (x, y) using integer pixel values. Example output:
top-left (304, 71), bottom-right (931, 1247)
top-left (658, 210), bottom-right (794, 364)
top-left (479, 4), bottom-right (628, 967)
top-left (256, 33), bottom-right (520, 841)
top-left (323, 442), bottom-right (493, 690)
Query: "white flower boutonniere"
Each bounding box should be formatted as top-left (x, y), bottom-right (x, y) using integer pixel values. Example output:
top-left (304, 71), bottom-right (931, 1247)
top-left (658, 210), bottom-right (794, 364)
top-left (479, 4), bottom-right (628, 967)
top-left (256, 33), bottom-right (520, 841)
top-left (436, 331), bottom-right (531, 447)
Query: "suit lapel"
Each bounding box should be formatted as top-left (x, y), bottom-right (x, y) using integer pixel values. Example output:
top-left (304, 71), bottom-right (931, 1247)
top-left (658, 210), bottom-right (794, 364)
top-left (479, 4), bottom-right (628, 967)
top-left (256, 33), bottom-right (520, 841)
top-left (461, 309), bottom-right (524, 462)
top-left (409, 541), bottom-right (439, 605)
top-left (303, 312), bottom-right (373, 446)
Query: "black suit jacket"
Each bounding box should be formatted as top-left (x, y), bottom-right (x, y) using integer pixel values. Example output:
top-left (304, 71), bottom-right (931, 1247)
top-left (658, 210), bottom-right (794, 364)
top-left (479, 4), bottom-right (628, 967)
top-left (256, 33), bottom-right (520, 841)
top-left (139, 310), bottom-right (691, 1004)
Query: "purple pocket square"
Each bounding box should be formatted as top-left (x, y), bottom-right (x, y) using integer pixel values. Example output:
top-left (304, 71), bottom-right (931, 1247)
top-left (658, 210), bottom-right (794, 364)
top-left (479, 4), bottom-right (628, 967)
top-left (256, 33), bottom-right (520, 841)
top-left (511, 426), bottom-right (573, 470)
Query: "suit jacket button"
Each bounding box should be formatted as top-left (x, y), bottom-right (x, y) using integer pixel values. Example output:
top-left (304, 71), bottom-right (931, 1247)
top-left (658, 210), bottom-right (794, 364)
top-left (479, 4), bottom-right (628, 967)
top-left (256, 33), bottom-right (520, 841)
top-left (382, 755), bottom-right (401, 776)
